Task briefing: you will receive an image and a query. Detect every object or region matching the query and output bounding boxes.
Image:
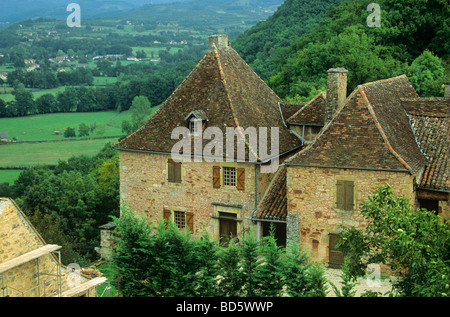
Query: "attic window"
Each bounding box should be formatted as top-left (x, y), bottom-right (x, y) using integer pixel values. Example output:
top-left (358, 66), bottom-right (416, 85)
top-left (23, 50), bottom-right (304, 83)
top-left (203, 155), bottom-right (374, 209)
top-left (185, 110), bottom-right (208, 136)
top-left (189, 117), bottom-right (201, 136)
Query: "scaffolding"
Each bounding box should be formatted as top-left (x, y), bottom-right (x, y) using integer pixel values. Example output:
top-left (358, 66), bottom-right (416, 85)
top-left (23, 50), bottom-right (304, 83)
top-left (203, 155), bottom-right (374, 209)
top-left (0, 244), bottom-right (106, 297)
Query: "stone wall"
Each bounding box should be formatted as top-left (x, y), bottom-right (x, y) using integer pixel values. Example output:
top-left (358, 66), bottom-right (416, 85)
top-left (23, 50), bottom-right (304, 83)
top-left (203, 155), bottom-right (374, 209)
top-left (286, 166), bottom-right (416, 265)
top-left (0, 198), bottom-right (96, 297)
top-left (119, 151), bottom-right (275, 241)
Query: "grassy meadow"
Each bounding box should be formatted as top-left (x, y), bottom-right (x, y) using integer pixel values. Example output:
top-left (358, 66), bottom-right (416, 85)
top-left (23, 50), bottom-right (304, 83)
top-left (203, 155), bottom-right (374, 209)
top-left (0, 108), bottom-right (161, 184)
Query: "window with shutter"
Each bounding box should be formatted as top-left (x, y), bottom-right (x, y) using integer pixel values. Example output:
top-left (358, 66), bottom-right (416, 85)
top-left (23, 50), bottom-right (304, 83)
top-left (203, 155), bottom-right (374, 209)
top-left (336, 180), bottom-right (354, 211)
top-left (223, 167), bottom-right (237, 187)
top-left (213, 166), bottom-right (221, 188)
top-left (236, 168), bottom-right (245, 191)
top-left (168, 159), bottom-right (182, 183)
top-left (186, 211), bottom-right (194, 233)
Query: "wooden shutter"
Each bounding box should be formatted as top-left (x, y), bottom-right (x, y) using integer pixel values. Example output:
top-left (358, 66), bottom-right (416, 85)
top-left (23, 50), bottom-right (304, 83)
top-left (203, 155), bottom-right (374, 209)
top-left (174, 161), bottom-right (181, 183)
top-left (344, 181), bottom-right (354, 211)
top-left (336, 180), bottom-right (354, 210)
top-left (168, 159), bottom-right (174, 183)
top-left (163, 207), bottom-right (171, 228)
top-left (186, 211), bottom-right (194, 233)
top-left (236, 168), bottom-right (245, 191)
top-left (213, 166), bottom-right (221, 188)
top-left (336, 180), bottom-right (344, 209)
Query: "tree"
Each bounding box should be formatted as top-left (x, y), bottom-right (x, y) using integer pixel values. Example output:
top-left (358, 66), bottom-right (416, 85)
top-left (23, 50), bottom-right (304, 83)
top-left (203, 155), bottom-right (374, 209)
top-left (78, 122), bottom-right (90, 137)
top-left (408, 49), bottom-right (446, 97)
top-left (121, 119), bottom-right (133, 135)
top-left (36, 93), bottom-right (57, 114)
top-left (130, 96), bottom-right (151, 130)
top-left (64, 127), bottom-right (76, 138)
top-left (283, 243), bottom-right (311, 297)
top-left (12, 83), bottom-right (34, 116)
top-left (338, 184), bottom-right (450, 297)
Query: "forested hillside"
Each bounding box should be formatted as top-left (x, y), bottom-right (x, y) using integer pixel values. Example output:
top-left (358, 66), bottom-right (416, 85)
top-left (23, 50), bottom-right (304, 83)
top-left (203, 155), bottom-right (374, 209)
top-left (232, 0), bottom-right (345, 80)
top-left (233, 0), bottom-right (449, 101)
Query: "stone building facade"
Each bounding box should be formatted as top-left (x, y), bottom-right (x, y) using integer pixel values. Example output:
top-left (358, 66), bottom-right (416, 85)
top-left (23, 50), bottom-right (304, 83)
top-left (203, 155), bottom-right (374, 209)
top-left (0, 198), bottom-right (106, 297)
top-left (116, 34), bottom-right (449, 268)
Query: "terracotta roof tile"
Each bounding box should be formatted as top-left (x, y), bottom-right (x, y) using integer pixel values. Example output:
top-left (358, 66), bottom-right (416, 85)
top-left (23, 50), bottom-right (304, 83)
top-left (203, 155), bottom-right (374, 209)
top-left (405, 98), bottom-right (449, 191)
top-left (285, 75), bottom-right (428, 174)
top-left (253, 166), bottom-right (287, 221)
top-left (116, 42), bottom-right (300, 160)
top-left (286, 92), bottom-right (326, 126)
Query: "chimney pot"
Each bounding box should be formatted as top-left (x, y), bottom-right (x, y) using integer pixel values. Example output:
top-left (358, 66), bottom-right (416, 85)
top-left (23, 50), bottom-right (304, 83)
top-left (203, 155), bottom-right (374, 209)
top-left (325, 68), bottom-right (348, 124)
top-left (208, 34), bottom-right (229, 50)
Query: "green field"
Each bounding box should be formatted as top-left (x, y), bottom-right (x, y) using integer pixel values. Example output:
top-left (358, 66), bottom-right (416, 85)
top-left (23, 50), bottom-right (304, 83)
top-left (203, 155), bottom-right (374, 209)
top-left (0, 108), bottom-right (158, 185)
top-left (0, 86), bottom-right (68, 102)
top-left (131, 46), bottom-right (183, 58)
top-left (0, 110), bottom-right (135, 184)
top-left (0, 111), bottom-right (132, 142)
top-left (0, 170), bottom-right (24, 185)
top-left (0, 137), bottom-right (120, 168)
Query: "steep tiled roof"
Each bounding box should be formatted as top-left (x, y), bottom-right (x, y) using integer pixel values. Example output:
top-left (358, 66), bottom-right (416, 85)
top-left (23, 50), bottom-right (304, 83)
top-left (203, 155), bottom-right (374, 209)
top-left (279, 102), bottom-right (306, 123)
top-left (116, 41), bottom-right (300, 161)
top-left (285, 75), bottom-right (428, 174)
top-left (286, 92), bottom-right (326, 126)
top-left (401, 97), bottom-right (448, 117)
top-left (405, 98), bottom-right (449, 192)
top-left (252, 166), bottom-right (287, 221)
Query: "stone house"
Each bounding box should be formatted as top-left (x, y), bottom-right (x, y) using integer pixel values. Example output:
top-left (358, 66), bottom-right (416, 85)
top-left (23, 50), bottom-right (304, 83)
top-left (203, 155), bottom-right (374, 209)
top-left (0, 198), bottom-right (106, 297)
top-left (261, 69), bottom-right (449, 266)
top-left (116, 34), bottom-right (301, 245)
top-left (116, 34), bottom-right (449, 267)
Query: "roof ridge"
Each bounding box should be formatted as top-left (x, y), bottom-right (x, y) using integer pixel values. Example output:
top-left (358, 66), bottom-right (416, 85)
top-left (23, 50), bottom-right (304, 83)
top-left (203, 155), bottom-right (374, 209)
top-left (359, 86), bottom-right (412, 171)
top-left (360, 74), bottom-right (407, 87)
top-left (214, 45), bottom-right (261, 161)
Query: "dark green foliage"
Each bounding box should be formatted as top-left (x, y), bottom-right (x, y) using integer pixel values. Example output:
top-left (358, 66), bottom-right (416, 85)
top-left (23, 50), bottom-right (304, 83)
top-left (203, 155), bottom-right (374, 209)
top-left (63, 126), bottom-right (76, 138)
top-left (254, 229), bottom-right (285, 297)
top-left (233, 0), bottom-right (449, 100)
top-left (338, 184), bottom-right (450, 297)
top-left (282, 243), bottom-right (311, 296)
top-left (12, 143), bottom-right (120, 265)
top-left (329, 259), bottom-right (358, 297)
top-left (111, 209), bottom-right (332, 297)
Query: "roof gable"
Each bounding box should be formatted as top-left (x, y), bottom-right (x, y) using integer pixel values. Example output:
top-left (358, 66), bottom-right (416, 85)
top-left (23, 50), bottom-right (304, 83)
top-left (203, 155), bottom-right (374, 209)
top-left (286, 92), bottom-right (326, 126)
top-left (286, 75), bottom-right (428, 174)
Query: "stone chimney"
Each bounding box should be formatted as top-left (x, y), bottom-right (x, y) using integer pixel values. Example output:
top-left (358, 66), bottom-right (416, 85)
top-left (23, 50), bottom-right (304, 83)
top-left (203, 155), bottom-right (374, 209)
top-left (325, 68), bottom-right (348, 124)
top-left (445, 82), bottom-right (450, 98)
top-left (208, 34), bottom-right (229, 50)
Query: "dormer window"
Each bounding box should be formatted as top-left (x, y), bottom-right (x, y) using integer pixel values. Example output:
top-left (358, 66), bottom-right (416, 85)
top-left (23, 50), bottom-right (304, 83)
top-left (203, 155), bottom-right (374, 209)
top-left (189, 117), bottom-right (201, 135)
top-left (185, 110), bottom-right (208, 136)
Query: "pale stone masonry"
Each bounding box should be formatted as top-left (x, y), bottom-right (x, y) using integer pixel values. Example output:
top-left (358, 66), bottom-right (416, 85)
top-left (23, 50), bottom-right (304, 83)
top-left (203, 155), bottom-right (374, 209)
top-left (286, 167), bottom-right (416, 263)
top-left (0, 198), bottom-right (105, 297)
top-left (120, 151), bottom-right (273, 241)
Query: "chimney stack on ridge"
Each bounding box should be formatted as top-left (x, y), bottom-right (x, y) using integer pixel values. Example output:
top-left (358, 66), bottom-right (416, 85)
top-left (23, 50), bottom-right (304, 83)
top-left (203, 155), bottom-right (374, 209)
top-left (325, 68), bottom-right (348, 124)
top-left (208, 34), bottom-right (229, 50)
